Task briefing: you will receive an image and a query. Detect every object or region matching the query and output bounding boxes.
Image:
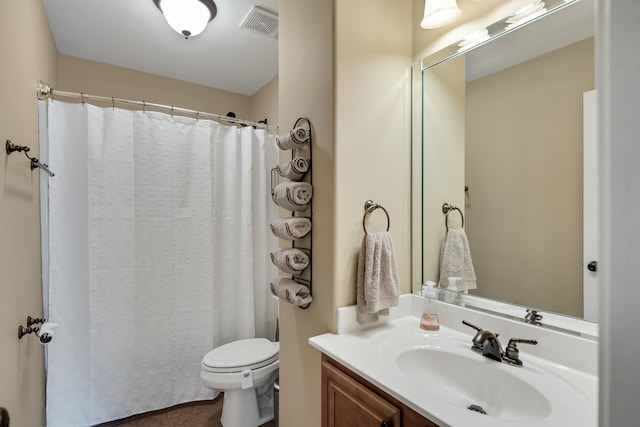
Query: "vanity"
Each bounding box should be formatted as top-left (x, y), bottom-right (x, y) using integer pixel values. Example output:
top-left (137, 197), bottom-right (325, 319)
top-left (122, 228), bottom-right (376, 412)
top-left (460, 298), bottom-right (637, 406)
top-left (310, 295), bottom-right (598, 427)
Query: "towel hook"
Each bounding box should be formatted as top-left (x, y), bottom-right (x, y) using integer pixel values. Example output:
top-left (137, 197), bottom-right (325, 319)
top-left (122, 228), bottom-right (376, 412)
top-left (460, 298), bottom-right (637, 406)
top-left (442, 202), bottom-right (464, 231)
top-left (363, 200), bottom-right (390, 234)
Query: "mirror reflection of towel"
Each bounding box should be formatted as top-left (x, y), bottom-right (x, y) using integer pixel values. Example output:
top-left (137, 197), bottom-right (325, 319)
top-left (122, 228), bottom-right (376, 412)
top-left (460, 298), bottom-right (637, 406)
top-left (438, 228), bottom-right (477, 291)
top-left (356, 231), bottom-right (400, 325)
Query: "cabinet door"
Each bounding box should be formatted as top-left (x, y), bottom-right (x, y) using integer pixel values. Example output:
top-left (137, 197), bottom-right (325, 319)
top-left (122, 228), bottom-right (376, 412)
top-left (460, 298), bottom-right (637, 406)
top-left (322, 360), bottom-right (401, 427)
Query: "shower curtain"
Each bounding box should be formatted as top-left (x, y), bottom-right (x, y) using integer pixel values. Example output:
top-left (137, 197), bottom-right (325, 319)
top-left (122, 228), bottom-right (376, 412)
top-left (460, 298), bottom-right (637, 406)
top-left (40, 100), bottom-right (278, 427)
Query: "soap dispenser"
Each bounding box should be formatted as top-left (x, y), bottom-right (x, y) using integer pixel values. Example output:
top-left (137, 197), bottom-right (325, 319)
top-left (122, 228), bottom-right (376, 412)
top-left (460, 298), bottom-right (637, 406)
top-left (445, 276), bottom-right (461, 304)
top-left (420, 281), bottom-right (440, 331)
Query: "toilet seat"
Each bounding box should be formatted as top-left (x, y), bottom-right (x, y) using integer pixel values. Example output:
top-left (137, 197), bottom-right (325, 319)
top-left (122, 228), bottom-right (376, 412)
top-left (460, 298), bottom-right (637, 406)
top-left (202, 338), bottom-right (279, 373)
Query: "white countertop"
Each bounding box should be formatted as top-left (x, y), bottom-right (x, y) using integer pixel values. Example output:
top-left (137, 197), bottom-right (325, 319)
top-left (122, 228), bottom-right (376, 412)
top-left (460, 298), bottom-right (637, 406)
top-left (309, 294), bottom-right (598, 427)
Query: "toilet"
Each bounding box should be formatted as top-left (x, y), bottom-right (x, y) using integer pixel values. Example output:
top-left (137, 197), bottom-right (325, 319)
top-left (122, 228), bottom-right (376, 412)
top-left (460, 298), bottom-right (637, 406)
top-left (201, 338), bottom-right (279, 427)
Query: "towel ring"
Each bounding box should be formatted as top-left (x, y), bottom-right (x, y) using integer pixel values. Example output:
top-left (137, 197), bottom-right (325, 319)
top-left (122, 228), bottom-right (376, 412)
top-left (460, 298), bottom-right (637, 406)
top-left (362, 200), bottom-right (390, 234)
top-left (442, 202), bottom-right (464, 231)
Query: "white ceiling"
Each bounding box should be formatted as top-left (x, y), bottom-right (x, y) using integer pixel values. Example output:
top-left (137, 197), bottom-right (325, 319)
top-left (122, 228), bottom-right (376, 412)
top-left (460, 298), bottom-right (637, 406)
top-left (41, 0), bottom-right (279, 96)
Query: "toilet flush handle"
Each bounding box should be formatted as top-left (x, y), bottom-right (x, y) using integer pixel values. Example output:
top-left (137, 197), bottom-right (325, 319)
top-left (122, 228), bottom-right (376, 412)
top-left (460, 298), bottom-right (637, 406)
top-left (240, 369), bottom-right (254, 389)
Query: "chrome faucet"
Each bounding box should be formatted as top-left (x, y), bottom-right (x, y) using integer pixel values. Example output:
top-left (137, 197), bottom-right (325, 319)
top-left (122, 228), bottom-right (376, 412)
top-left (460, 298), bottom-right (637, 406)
top-left (462, 320), bottom-right (538, 367)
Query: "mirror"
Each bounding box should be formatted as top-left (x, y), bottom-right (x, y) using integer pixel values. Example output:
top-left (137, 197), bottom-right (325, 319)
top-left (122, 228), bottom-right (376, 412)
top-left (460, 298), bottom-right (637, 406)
top-left (416, 0), bottom-right (597, 328)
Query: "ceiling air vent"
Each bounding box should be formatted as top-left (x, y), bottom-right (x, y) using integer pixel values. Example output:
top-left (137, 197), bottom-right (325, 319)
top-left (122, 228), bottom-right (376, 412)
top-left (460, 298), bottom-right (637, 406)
top-left (240, 6), bottom-right (279, 39)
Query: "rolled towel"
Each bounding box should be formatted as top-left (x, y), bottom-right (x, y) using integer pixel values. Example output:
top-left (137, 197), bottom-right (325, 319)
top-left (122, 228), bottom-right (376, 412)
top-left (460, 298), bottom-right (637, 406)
top-left (270, 217), bottom-right (312, 240)
top-left (272, 182), bottom-right (312, 211)
top-left (276, 127), bottom-right (310, 150)
top-left (270, 277), bottom-right (312, 307)
top-left (270, 248), bottom-right (310, 275)
top-left (276, 157), bottom-right (309, 181)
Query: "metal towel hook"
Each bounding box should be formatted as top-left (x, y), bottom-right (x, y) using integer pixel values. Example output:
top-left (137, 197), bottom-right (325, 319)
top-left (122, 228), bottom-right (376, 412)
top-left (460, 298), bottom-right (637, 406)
top-left (442, 202), bottom-right (464, 231)
top-left (362, 200), bottom-right (390, 234)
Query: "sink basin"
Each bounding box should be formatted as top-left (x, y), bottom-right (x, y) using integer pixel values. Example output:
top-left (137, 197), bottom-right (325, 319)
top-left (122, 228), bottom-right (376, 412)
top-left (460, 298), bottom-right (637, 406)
top-left (397, 348), bottom-right (551, 422)
top-left (310, 308), bottom-right (597, 427)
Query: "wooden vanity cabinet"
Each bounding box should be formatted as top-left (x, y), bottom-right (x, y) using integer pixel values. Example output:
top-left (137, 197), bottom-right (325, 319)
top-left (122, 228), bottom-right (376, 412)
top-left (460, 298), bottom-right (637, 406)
top-left (321, 354), bottom-right (438, 427)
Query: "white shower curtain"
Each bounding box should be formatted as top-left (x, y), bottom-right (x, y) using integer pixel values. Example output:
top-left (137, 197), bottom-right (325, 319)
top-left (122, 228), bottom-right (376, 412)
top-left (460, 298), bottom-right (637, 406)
top-left (40, 100), bottom-right (278, 427)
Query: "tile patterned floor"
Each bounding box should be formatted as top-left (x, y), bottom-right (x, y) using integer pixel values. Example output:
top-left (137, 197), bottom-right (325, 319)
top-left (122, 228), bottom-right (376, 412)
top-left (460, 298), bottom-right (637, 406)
top-left (96, 395), bottom-right (275, 427)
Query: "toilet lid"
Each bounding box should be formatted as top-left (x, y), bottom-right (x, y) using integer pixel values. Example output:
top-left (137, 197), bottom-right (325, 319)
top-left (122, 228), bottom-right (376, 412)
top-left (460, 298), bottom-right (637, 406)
top-left (202, 338), bottom-right (279, 373)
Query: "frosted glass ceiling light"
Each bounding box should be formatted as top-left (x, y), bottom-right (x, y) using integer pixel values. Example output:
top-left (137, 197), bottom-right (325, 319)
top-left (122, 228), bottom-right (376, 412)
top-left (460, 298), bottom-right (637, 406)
top-left (421, 0), bottom-right (462, 29)
top-left (154, 0), bottom-right (217, 39)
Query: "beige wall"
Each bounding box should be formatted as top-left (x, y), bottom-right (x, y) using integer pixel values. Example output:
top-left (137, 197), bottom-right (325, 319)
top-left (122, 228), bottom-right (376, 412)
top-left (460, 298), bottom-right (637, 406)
top-left (278, 0), bottom-right (412, 426)
top-left (465, 38), bottom-right (594, 316)
top-left (250, 76), bottom-right (279, 128)
top-left (57, 55), bottom-right (255, 123)
top-left (278, 0), bottom-right (334, 425)
top-left (0, 1), bottom-right (58, 426)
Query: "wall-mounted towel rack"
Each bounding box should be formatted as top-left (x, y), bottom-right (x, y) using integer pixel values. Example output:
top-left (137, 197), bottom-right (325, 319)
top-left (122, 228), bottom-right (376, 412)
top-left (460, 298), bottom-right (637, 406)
top-left (362, 200), bottom-right (390, 234)
top-left (442, 202), bottom-right (464, 231)
top-left (6, 140), bottom-right (55, 177)
top-left (269, 117), bottom-right (313, 309)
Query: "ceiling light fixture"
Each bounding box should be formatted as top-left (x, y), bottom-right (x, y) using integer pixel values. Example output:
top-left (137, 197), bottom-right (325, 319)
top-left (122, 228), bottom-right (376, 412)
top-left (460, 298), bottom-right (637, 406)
top-left (153, 0), bottom-right (217, 39)
top-left (420, 0), bottom-right (462, 29)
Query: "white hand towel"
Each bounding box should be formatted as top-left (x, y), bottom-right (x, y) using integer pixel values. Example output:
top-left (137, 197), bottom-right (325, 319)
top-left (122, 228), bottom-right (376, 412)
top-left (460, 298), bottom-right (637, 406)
top-left (438, 228), bottom-right (477, 291)
top-left (270, 248), bottom-right (310, 275)
top-left (356, 231), bottom-right (400, 325)
top-left (276, 157), bottom-right (309, 181)
top-left (276, 127), bottom-right (310, 150)
top-left (270, 277), bottom-right (312, 307)
top-left (270, 217), bottom-right (311, 240)
top-left (272, 182), bottom-right (312, 211)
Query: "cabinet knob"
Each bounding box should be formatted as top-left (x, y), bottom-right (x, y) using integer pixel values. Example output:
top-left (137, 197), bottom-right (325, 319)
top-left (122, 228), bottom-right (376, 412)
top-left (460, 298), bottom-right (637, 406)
top-left (587, 260), bottom-right (598, 272)
top-left (381, 421), bottom-right (391, 427)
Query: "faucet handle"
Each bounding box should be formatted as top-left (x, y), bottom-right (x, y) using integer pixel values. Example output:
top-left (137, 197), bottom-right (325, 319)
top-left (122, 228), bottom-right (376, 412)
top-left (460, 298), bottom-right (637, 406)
top-left (462, 320), bottom-right (482, 332)
top-left (462, 320), bottom-right (500, 353)
top-left (525, 309), bottom-right (543, 324)
top-left (503, 338), bottom-right (538, 367)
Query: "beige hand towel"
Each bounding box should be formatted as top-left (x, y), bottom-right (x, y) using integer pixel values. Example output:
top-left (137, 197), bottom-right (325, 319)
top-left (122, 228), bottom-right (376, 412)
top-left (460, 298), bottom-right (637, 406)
top-left (276, 127), bottom-right (310, 150)
top-left (438, 228), bottom-right (477, 291)
top-left (270, 248), bottom-right (310, 275)
top-left (356, 231), bottom-right (400, 325)
top-left (270, 217), bottom-right (311, 240)
top-left (270, 277), bottom-right (312, 307)
top-left (272, 182), bottom-right (312, 212)
top-left (276, 157), bottom-right (309, 181)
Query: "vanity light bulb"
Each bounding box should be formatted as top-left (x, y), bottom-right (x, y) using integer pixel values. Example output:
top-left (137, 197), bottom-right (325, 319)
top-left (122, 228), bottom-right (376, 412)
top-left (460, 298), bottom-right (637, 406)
top-left (421, 0), bottom-right (462, 29)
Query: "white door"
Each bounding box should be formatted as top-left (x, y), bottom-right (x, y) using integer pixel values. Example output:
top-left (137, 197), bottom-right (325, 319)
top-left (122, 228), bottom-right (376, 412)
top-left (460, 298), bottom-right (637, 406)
top-left (583, 89), bottom-right (599, 322)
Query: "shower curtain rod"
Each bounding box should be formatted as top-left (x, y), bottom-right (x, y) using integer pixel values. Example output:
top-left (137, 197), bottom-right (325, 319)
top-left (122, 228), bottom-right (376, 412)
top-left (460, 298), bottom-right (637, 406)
top-left (36, 81), bottom-right (278, 133)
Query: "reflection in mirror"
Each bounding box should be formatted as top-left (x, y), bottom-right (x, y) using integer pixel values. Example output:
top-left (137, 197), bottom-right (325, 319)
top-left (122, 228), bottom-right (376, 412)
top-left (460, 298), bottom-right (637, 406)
top-left (416, 0), bottom-right (597, 330)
